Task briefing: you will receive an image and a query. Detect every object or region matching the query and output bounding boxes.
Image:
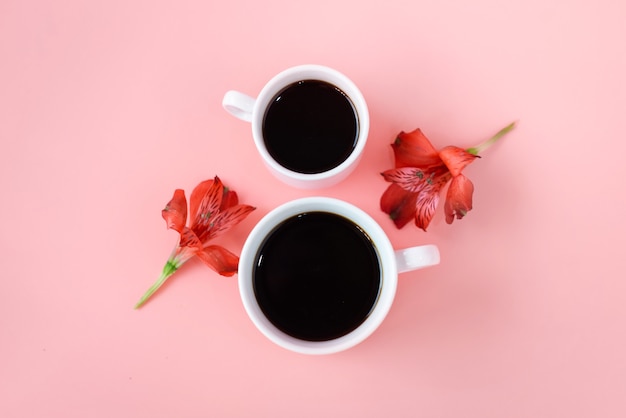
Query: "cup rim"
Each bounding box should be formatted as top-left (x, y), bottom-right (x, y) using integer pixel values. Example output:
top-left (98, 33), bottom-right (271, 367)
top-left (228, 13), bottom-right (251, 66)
top-left (250, 65), bottom-right (370, 184)
top-left (238, 197), bottom-right (398, 355)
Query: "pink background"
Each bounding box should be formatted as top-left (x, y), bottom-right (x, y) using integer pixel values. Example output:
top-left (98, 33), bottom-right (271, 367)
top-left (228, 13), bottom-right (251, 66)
top-left (2, 0), bottom-right (625, 416)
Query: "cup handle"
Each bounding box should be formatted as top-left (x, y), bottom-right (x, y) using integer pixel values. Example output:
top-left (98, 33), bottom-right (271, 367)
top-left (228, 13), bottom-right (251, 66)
top-left (394, 244), bottom-right (440, 274)
top-left (222, 90), bottom-right (256, 122)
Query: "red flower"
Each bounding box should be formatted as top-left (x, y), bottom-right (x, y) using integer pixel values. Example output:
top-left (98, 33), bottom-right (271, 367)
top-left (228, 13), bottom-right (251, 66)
top-left (380, 123), bottom-right (514, 231)
top-left (135, 176), bottom-right (255, 308)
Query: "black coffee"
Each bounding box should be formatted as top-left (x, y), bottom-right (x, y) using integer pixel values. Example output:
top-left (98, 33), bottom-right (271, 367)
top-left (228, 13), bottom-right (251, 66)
top-left (253, 212), bottom-right (381, 341)
top-left (262, 80), bottom-right (359, 174)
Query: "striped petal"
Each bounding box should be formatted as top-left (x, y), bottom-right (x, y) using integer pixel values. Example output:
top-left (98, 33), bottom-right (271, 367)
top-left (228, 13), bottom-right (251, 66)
top-left (415, 191), bottom-right (440, 231)
top-left (190, 176), bottom-right (224, 231)
top-left (382, 166), bottom-right (451, 193)
top-left (381, 166), bottom-right (452, 230)
top-left (200, 204), bottom-right (256, 242)
top-left (178, 226), bottom-right (202, 250)
top-left (381, 167), bottom-right (434, 193)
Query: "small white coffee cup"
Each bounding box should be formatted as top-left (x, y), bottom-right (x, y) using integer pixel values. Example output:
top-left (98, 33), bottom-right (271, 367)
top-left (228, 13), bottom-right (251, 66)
top-left (238, 197), bottom-right (440, 355)
top-left (222, 65), bottom-right (369, 189)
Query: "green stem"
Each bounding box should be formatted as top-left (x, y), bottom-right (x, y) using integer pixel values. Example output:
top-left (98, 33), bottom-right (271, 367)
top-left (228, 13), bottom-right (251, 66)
top-left (134, 259), bottom-right (179, 309)
top-left (467, 121), bottom-right (516, 156)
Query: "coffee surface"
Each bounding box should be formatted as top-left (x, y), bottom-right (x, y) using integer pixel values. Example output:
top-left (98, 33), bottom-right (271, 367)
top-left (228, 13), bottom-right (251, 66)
top-left (262, 80), bottom-right (358, 174)
top-left (253, 212), bottom-right (380, 341)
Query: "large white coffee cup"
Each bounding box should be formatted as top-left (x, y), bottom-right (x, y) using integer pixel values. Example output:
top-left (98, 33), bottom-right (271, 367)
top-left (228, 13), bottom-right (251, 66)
top-left (238, 197), bottom-right (440, 355)
top-left (223, 65), bottom-right (369, 189)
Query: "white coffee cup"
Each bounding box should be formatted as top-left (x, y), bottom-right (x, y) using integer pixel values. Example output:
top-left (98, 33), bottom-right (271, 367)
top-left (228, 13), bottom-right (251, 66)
top-left (222, 65), bottom-right (369, 189)
top-left (238, 197), bottom-right (440, 355)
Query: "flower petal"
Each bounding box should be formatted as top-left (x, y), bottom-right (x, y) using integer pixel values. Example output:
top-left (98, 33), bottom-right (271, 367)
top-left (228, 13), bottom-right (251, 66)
top-left (190, 176), bottom-right (224, 229)
top-left (382, 166), bottom-right (452, 193)
top-left (196, 245), bottom-right (239, 276)
top-left (220, 188), bottom-right (239, 210)
top-left (178, 226), bottom-right (202, 250)
top-left (380, 183), bottom-right (418, 229)
top-left (162, 189), bottom-right (187, 233)
top-left (444, 174), bottom-right (474, 224)
top-left (381, 165), bottom-right (452, 230)
top-left (392, 129), bottom-right (442, 168)
top-left (201, 204), bottom-right (256, 241)
top-left (166, 227), bottom-right (203, 272)
top-left (382, 167), bottom-right (428, 193)
top-left (415, 191), bottom-right (440, 231)
top-left (439, 146), bottom-right (479, 177)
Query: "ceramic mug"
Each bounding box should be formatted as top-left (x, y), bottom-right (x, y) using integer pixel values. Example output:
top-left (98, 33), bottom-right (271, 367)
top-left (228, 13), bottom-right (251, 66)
top-left (238, 197), bottom-right (440, 355)
top-left (222, 65), bottom-right (369, 189)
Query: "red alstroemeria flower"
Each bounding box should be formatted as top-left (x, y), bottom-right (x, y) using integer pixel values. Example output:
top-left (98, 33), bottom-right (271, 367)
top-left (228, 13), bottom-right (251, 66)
top-left (381, 122), bottom-right (515, 231)
top-left (135, 176), bottom-right (255, 308)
